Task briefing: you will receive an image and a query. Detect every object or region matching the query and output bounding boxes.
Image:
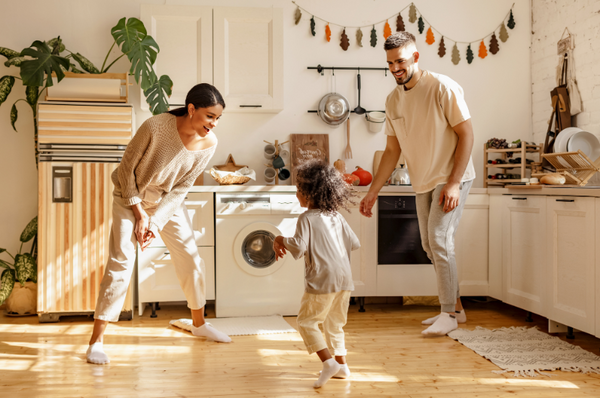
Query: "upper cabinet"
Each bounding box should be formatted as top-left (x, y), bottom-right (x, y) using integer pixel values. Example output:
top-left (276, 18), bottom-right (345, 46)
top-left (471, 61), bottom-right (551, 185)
top-left (141, 5), bottom-right (283, 113)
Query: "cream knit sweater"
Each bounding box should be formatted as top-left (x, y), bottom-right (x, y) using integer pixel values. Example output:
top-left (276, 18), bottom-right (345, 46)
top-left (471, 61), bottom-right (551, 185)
top-left (111, 113), bottom-right (216, 232)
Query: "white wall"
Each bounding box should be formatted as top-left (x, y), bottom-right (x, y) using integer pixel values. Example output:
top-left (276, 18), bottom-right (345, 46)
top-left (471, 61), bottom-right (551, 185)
top-left (0, 0), bottom-right (531, 253)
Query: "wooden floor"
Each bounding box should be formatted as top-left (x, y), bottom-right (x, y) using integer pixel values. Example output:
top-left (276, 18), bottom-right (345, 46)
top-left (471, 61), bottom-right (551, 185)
top-left (1, 299), bottom-right (600, 397)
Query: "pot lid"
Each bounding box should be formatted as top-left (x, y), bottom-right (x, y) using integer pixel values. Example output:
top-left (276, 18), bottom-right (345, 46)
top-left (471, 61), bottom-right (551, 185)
top-left (318, 93), bottom-right (350, 126)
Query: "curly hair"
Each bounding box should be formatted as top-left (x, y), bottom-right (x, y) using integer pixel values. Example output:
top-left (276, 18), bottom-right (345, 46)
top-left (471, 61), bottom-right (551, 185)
top-left (295, 160), bottom-right (358, 214)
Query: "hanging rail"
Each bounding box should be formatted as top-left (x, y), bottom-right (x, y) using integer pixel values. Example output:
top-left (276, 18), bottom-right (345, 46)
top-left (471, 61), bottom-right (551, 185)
top-left (308, 65), bottom-right (388, 76)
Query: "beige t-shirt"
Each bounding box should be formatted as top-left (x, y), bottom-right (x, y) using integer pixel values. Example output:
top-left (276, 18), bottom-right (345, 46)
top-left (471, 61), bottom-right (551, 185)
top-left (283, 210), bottom-right (360, 294)
top-left (384, 70), bottom-right (476, 193)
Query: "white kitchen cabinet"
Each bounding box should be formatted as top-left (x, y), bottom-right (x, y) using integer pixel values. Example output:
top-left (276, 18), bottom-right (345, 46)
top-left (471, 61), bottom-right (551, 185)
top-left (596, 198), bottom-right (600, 339)
top-left (502, 195), bottom-right (547, 317)
top-left (141, 5), bottom-right (283, 113)
top-left (546, 196), bottom-right (595, 335)
top-left (488, 194), bottom-right (504, 300)
top-left (455, 193), bottom-right (490, 296)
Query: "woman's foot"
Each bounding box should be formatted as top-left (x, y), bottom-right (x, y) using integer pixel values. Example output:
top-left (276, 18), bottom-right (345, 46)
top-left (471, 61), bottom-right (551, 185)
top-left (191, 323), bottom-right (232, 343)
top-left (422, 309), bottom-right (467, 325)
top-left (421, 312), bottom-right (458, 336)
top-left (314, 358), bottom-right (340, 388)
top-left (86, 342), bottom-right (110, 364)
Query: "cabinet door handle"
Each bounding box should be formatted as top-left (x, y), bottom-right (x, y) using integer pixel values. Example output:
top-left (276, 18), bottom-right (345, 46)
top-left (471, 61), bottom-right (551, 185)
top-left (239, 104), bottom-right (262, 108)
top-left (556, 199), bottom-right (575, 202)
top-left (512, 197), bottom-right (527, 200)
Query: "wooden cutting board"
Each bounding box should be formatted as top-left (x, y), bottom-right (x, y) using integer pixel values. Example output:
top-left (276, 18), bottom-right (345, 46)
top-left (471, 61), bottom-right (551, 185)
top-left (373, 150), bottom-right (405, 178)
top-left (290, 134), bottom-right (330, 184)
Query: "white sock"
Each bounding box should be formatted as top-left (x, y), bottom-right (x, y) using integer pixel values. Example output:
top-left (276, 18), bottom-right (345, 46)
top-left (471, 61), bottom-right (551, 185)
top-left (421, 312), bottom-right (458, 336)
top-left (319, 362), bottom-right (351, 379)
top-left (422, 310), bottom-right (467, 325)
top-left (191, 323), bottom-right (232, 343)
top-left (314, 358), bottom-right (340, 388)
top-left (86, 342), bottom-right (110, 364)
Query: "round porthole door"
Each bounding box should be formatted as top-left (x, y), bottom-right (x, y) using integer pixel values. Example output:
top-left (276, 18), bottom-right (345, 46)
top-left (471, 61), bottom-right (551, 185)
top-left (233, 222), bottom-right (289, 276)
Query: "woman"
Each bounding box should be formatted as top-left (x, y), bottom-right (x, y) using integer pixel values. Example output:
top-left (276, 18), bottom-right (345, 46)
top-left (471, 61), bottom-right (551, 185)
top-left (87, 83), bottom-right (231, 365)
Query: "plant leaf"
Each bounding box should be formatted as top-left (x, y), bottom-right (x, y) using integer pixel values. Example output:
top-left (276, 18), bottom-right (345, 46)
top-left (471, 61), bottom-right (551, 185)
top-left (47, 37), bottom-right (65, 54)
top-left (14, 253), bottom-right (36, 286)
top-left (0, 75), bottom-right (15, 106)
top-left (310, 16), bottom-right (316, 36)
top-left (499, 23), bottom-right (509, 43)
top-left (143, 74), bottom-right (173, 115)
top-left (10, 102), bottom-right (18, 132)
top-left (370, 26), bottom-right (377, 47)
top-left (467, 44), bottom-right (474, 64)
top-left (0, 47), bottom-right (20, 60)
top-left (20, 216), bottom-right (37, 243)
top-left (111, 17), bottom-right (147, 55)
top-left (294, 7), bottom-right (302, 25)
top-left (507, 9), bottom-right (516, 29)
top-left (70, 52), bottom-right (100, 74)
top-left (0, 259), bottom-right (13, 269)
top-left (451, 43), bottom-right (460, 65)
top-left (4, 57), bottom-right (25, 67)
top-left (20, 40), bottom-right (70, 88)
top-left (127, 35), bottom-right (159, 90)
top-left (356, 28), bottom-right (363, 47)
top-left (0, 268), bottom-right (15, 306)
top-left (26, 86), bottom-right (39, 110)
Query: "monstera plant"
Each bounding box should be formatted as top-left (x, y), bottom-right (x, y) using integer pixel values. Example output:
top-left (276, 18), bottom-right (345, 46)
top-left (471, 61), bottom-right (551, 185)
top-left (0, 17), bottom-right (173, 164)
top-left (0, 216), bottom-right (37, 310)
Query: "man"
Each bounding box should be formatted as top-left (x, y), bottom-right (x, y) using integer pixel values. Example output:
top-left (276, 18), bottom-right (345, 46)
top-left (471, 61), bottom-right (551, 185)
top-left (360, 32), bottom-right (476, 336)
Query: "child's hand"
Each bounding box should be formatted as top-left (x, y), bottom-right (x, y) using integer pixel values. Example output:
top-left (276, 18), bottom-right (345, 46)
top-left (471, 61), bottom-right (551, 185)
top-left (273, 235), bottom-right (287, 260)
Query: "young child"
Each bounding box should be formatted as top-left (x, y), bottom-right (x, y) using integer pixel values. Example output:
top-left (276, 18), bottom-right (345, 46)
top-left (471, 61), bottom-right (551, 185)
top-left (273, 160), bottom-right (360, 388)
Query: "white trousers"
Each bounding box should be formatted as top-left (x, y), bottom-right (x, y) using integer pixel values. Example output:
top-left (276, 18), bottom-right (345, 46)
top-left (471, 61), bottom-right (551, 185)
top-left (94, 195), bottom-right (206, 322)
top-left (296, 290), bottom-right (351, 356)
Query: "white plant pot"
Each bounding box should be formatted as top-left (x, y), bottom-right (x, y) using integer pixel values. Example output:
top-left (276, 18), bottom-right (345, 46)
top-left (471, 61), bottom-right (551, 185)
top-left (5, 281), bottom-right (37, 316)
top-left (45, 72), bottom-right (129, 103)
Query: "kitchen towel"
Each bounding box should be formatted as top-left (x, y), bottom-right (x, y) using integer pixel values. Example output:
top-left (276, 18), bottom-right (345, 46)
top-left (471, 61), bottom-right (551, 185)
top-left (448, 326), bottom-right (600, 377)
top-left (170, 315), bottom-right (297, 336)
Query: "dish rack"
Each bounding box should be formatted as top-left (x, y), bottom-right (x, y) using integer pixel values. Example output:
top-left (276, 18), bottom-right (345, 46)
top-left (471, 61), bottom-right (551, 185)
top-left (533, 150), bottom-right (600, 186)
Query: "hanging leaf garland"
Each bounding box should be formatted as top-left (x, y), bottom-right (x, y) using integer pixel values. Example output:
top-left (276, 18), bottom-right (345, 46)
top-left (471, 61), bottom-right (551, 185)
top-left (356, 28), bottom-right (363, 47)
top-left (418, 16), bottom-right (425, 34)
top-left (425, 27), bottom-right (435, 45)
top-left (341, 29), bottom-right (349, 51)
top-left (325, 24), bottom-right (331, 42)
top-left (310, 16), bottom-right (315, 36)
top-left (451, 43), bottom-right (460, 65)
top-left (384, 21), bottom-right (392, 39)
top-left (396, 14), bottom-right (405, 32)
top-left (409, 4), bottom-right (417, 23)
top-left (438, 37), bottom-right (446, 57)
top-left (478, 40), bottom-right (488, 59)
top-left (489, 33), bottom-right (499, 54)
top-left (370, 25), bottom-right (377, 47)
top-left (466, 44), bottom-right (474, 64)
top-left (499, 23), bottom-right (509, 42)
top-left (507, 10), bottom-right (516, 29)
top-left (294, 7), bottom-right (302, 25)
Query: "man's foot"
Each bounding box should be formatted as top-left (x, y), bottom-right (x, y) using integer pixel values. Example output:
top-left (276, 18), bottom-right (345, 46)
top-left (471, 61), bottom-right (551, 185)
top-left (86, 342), bottom-right (110, 364)
top-left (320, 363), bottom-right (351, 379)
top-left (314, 358), bottom-right (340, 388)
top-left (191, 323), bottom-right (232, 343)
top-left (421, 312), bottom-right (458, 336)
top-left (422, 309), bottom-right (467, 325)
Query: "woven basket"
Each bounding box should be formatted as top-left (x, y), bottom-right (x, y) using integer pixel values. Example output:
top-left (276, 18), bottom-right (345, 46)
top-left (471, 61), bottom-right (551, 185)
top-left (209, 168), bottom-right (251, 185)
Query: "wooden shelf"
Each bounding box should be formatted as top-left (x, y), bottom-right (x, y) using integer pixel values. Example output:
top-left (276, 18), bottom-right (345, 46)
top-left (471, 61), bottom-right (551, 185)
top-left (485, 145), bottom-right (542, 153)
top-left (486, 164), bottom-right (534, 169)
top-left (486, 179), bottom-right (523, 184)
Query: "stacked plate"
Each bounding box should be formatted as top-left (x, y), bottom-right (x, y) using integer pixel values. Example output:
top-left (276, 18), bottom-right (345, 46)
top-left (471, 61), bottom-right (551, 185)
top-left (554, 127), bottom-right (600, 161)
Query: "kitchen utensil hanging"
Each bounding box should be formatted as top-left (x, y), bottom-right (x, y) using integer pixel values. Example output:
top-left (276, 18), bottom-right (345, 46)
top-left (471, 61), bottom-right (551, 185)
top-left (316, 68), bottom-right (350, 126)
top-left (352, 68), bottom-right (366, 115)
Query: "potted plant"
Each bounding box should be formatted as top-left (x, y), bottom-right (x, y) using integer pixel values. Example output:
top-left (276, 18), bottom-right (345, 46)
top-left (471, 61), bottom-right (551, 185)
top-left (0, 216), bottom-right (38, 315)
top-left (0, 17), bottom-right (173, 165)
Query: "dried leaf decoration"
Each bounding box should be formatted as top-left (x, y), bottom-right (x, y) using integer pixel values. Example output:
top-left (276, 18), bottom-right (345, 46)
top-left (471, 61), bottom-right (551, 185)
top-left (325, 24), bottom-right (331, 42)
top-left (294, 7), bottom-right (302, 25)
top-left (451, 43), bottom-right (460, 65)
top-left (499, 23), bottom-right (509, 42)
top-left (409, 4), bottom-right (417, 23)
top-left (425, 27), bottom-right (435, 45)
top-left (370, 25), bottom-right (377, 47)
top-left (489, 33), bottom-right (499, 54)
top-left (507, 9), bottom-right (516, 29)
top-left (438, 37), bottom-right (446, 57)
top-left (396, 14), bottom-right (405, 31)
top-left (340, 29), bottom-right (349, 51)
top-left (418, 16), bottom-right (424, 34)
top-left (466, 44), bottom-right (474, 64)
top-left (310, 16), bottom-right (316, 36)
top-left (356, 28), bottom-right (363, 47)
top-left (478, 40), bottom-right (488, 59)
top-left (384, 21), bottom-right (392, 39)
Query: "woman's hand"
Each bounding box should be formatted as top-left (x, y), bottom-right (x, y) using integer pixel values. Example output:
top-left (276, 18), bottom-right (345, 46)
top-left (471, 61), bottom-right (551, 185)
top-left (132, 204), bottom-right (151, 250)
top-left (273, 235), bottom-right (287, 260)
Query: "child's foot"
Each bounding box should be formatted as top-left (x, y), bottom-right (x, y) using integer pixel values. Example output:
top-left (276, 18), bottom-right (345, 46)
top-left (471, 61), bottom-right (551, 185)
top-left (319, 363), bottom-right (351, 379)
top-left (86, 342), bottom-right (110, 364)
top-left (314, 358), bottom-right (340, 388)
top-left (422, 312), bottom-right (458, 336)
top-left (422, 309), bottom-right (467, 325)
top-left (191, 323), bottom-right (232, 343)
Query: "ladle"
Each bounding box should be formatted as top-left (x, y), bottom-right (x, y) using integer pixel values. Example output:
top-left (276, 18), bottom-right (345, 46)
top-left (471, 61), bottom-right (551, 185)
top-left (353, 68), bottom-right (366, 115)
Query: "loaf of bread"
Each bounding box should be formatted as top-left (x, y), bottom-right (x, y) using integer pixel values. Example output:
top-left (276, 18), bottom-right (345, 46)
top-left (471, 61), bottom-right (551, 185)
top-left (540, 173), bottom-right (566, 185)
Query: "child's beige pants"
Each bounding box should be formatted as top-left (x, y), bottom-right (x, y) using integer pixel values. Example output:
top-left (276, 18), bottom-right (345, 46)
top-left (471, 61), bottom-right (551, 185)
top-left (296, 290), bottom-right (351, 356)
top-left (94, 194), bottom-right (206, 322)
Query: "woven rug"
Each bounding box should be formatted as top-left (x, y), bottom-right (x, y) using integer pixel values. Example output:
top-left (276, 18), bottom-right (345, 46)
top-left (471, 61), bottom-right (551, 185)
top-left (170, 315), bottom-right (297, 336)
top-left (448, 326), bottom-right (600, 377)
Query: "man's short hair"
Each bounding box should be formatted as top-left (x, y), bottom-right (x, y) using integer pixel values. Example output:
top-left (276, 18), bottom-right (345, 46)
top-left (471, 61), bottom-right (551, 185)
top-left (384, 32), bottom-right (417, 51)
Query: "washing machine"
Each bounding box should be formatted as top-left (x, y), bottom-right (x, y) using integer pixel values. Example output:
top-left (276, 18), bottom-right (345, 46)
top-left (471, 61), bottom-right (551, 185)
top-left (215, 193), bottom-right (305, 317)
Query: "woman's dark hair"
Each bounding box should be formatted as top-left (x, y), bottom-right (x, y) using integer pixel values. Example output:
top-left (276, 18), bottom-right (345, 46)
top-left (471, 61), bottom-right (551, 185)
top-left (168, 83), bottom-right (226, 116)
top-left (296, 160), bottom-right (358, 214)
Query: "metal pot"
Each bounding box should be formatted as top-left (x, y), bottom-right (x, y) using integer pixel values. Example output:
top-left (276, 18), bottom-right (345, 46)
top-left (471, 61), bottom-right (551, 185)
top-left (389, 164), bottom-right (411, 185)
top-left (317, 92), bottom-right (350, 126)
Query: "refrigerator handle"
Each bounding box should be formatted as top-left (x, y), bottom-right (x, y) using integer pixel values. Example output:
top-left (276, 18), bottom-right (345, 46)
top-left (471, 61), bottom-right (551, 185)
top-left (52, 166), bottom-right (73, 203)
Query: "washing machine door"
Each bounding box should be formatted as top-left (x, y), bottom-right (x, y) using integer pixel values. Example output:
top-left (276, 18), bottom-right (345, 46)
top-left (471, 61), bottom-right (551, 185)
top-left (234, 222), bottom-right (290, 276)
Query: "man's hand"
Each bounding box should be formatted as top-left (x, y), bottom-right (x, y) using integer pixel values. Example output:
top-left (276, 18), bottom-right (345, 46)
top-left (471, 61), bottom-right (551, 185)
top-left (438, 182), bottom-right (460, 212)
top-left (273, 235), bottom-right (287, 260)
top-left (360, 192), bottom-right (378, 218)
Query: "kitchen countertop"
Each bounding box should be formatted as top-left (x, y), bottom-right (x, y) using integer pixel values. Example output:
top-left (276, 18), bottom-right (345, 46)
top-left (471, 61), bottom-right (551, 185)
top-left (488, 186), bottom-right (600, 197)
top-left (189, 184), bottom-right (488, 194)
